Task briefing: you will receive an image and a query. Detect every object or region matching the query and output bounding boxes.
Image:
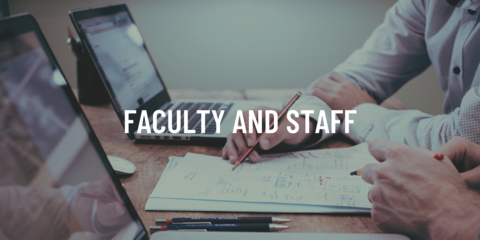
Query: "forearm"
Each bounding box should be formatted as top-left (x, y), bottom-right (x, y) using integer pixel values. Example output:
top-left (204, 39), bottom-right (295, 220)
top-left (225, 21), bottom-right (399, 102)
top-left (342, 87), bottom-right (480, 150)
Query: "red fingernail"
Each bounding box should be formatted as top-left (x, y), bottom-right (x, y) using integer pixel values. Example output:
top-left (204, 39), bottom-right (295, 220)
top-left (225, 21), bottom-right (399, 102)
top-left (433, 154), bottom-right (444, 161)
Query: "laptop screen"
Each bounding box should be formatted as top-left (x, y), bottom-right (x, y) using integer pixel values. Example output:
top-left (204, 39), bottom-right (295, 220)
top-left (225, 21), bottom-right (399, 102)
top-left (78, 10), bottom-right (165, 112)
top-left (0, 15), bottom-right (146, 240)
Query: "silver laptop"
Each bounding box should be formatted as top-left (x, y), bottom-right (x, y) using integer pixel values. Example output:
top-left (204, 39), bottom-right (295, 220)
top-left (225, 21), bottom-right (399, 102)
top-left (0, 13), bottom-right (407, 240)
top-left (69, 3), bottom-right (283, 143)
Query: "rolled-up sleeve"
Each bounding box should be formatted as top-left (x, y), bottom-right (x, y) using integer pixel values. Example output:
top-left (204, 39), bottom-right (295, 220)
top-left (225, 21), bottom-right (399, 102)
top-left (334, 0), bottom-right (431, 103)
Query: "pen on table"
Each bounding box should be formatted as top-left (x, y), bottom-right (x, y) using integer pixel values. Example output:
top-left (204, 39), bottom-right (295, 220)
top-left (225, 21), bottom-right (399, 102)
top-left (232, 92), bottom-right (302, 171)
top-left (349, 153), bottom-right (445, 176)
top-left (155, 217), bottom-right (290, 225)
top-left (79, 192), bottom-right (123, 204)
top-left (149, 223), bottom-right (288, 232)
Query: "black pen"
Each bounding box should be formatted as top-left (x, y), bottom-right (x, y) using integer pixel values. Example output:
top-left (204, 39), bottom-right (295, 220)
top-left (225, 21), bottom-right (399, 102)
top-left (156, 217), bottom-right (290, 224)
top-left (150, 223), bottom-right (288, 232)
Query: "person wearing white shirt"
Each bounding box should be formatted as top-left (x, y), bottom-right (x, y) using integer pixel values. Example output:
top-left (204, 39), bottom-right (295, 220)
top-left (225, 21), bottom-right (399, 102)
top-left (222, 0), bottom-right (480, 164)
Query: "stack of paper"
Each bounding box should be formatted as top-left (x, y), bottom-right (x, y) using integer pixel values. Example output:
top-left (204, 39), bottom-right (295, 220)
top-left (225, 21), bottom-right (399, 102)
top-left (146, 144), bottom-right (377, 213)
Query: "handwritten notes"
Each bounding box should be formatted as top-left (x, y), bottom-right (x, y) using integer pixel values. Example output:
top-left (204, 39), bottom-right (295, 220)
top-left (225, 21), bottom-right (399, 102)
top-left (150, 144), bottom-right (376, 208)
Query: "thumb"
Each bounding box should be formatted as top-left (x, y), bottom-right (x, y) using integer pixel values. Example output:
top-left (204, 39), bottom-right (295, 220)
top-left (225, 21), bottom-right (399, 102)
top-left (258, 131), bottom-right (285, 150)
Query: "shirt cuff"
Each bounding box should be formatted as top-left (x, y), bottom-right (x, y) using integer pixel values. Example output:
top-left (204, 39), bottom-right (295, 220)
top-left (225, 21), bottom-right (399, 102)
top-left (341, 103), bottom-right (389, 143)
top-left (288, 96), bottom-right (340, 148)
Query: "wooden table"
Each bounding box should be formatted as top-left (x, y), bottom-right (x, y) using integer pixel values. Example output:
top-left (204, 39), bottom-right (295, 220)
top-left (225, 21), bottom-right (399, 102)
top-left (80, 89), bottom-right (408, 235)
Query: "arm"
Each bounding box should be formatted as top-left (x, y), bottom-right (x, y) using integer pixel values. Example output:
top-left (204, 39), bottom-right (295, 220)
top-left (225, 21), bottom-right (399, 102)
top-left (333, 0), bottom-right (431, 103)
top-left (342, 86), bottom-right (480, 150)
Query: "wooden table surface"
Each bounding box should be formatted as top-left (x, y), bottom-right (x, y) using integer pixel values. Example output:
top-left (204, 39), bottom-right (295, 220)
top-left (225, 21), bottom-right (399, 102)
top-left (80, 89), bottom-right (408, 235)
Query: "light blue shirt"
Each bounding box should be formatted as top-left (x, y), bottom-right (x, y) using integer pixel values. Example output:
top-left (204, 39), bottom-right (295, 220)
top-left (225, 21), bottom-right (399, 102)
top-left (293, 0), bottom-right (480, 150)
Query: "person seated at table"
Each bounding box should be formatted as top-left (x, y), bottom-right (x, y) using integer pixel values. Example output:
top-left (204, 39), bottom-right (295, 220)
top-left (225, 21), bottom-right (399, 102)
top-left (222, 0), bottom-right (480, 164)
top-left (362, 137), bottom-right (480, 239)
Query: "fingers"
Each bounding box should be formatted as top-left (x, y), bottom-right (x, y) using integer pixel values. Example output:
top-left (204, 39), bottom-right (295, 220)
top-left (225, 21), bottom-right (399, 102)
top-left (328, 72), bottom-right (348, 82)
top-left (434, 136), bottom-right (468, 165)
top-left (434, 136), bottom-right (480, 172)
top-left (244, 106), bottom-right (277, 147)
top-left (307, 76), bottom-right (334, 99)
top-left (311, 77), bottom-right (337, 91)
top-left (460, 167), bottom-right (480, 190)
top-left (306, 87), bottom-right (329, 99)
top-left (223, 133), bottom-right (239, 163)
top-left (361, 163), bottom-right (380, 185)
top-left (222, 133), bottom-right (260, 164)
top-left (244, 109), bottom-right (260, 147)
top-left (258, 116), bottom-right (310, 150)
top-left (368, 138), bottom-right (410, 163)
top-left (221, 105), bottom-right (311, 163)
top-left (233, 131), bottom-right (260, 163)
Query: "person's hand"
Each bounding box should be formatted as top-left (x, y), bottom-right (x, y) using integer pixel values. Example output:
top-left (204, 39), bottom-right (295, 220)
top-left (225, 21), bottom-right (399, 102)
top-left (362, 138), bottom-right (480, 240)
top-left (434, 136), bottom-right (480, 190)
top-left (73, 177), bottom-right (131, 236)
top-left (306, 72), bottom-right (375, 119)
top-left (222, 106), bottom-right (313, 164)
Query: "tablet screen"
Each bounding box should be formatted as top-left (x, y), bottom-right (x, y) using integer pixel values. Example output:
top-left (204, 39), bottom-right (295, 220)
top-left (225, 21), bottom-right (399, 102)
top-left (0, 19), bottom-right (146, 240)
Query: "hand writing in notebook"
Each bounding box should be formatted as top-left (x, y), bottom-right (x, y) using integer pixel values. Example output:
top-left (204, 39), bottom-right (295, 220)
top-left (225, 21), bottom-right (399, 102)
top-left (221, 106), bottom-right (313, 164)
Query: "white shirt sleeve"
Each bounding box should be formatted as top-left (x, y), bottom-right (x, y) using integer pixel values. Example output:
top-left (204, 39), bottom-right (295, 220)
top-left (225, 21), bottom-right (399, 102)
top-left (342, 87), bottom-right (480, 150)
top-left (334, 0), bottom-right (431, 103)
top-left (289, 95), bottom-right (341, 148)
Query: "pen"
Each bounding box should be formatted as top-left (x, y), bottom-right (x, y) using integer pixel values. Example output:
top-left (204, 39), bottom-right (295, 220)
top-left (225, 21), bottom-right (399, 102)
top-left (156, 217), bottom-right (290, 225)
top-left (149, 223), bottom-right (288, 232)
top-left (350, 153), bottom-right (445, 176)
top-left (232, 92), bottom-right (302, 171)
top-left (79, 192), bottom-right (123, 204)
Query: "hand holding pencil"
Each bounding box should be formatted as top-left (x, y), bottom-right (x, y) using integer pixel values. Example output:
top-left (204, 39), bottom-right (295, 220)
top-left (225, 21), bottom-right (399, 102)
top-left (223, 92), bottom-right (313, 166)
top-left (231, 93), bottom-right (302, 170)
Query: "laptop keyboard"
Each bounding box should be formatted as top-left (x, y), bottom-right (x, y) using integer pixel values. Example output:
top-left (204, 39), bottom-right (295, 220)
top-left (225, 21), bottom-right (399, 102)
top-left (154, 102), bottom-right (233, 134)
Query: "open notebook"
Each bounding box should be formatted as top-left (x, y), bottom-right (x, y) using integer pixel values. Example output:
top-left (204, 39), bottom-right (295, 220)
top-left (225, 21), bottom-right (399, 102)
top-left (146, 143), bottom-right (376, 213)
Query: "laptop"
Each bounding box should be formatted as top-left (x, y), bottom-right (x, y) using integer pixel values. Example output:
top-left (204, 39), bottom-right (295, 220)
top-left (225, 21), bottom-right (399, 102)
top-left (0, 13), bottom-right (407, 240)
top-left (69, 3), bottom-right (283, 143)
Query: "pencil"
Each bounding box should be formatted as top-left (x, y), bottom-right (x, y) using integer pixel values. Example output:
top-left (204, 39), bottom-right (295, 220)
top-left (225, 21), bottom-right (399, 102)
top-left (349, 153), bottom-right (445, 176)
top-left (232, 92), bottom-right (302, 171)
top-left (79, 191), bottom-right (123, 204)
top-left (350, 169), bottom-right (362, 176)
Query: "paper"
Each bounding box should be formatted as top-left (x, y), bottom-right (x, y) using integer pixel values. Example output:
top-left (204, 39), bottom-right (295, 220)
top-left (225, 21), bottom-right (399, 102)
top-left (150, 144), bottom-right (376, 208)
top-left (147, 156), bottom-right (370, 213)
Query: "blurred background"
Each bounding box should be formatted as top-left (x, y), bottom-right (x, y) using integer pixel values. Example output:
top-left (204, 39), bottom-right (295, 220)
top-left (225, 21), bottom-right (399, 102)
top-left (8, 0), bottom-right (444, 114)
